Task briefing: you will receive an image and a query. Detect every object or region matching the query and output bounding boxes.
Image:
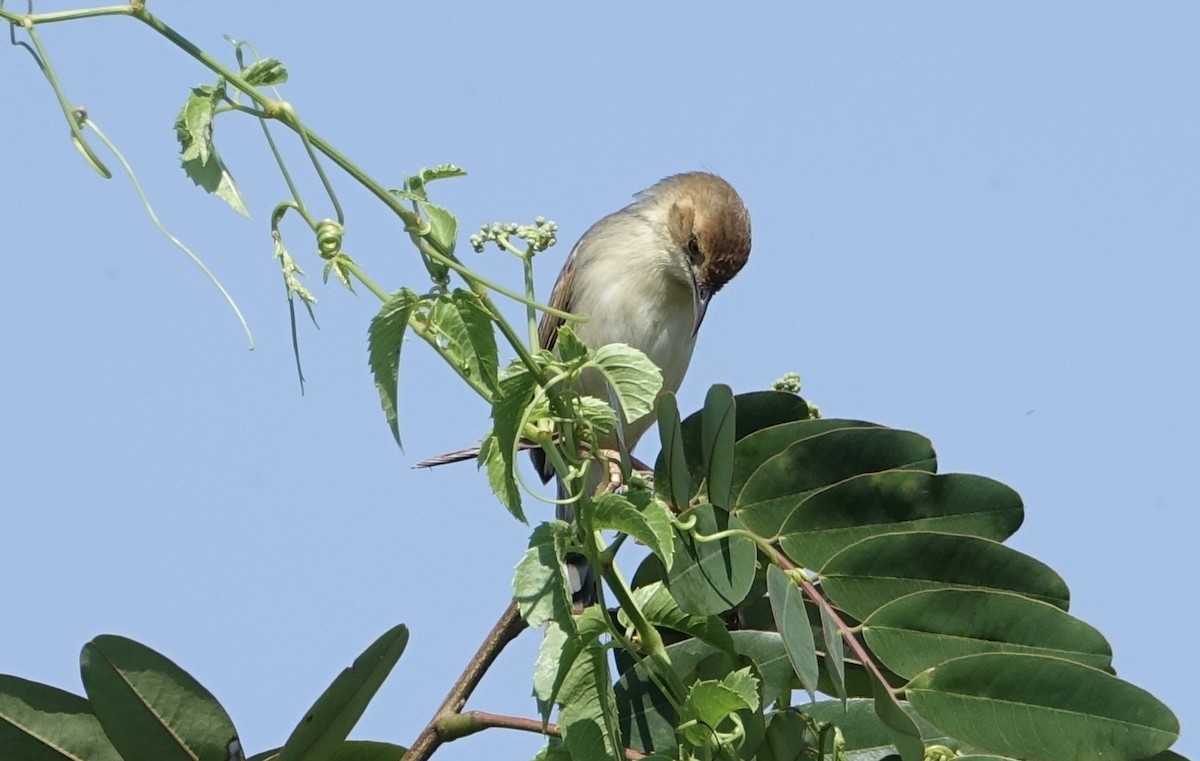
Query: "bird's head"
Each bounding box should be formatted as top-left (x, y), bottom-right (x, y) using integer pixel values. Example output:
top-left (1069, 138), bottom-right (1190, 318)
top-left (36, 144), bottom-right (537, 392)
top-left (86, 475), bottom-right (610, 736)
top-left (659, 173), bottom-right (752, 335)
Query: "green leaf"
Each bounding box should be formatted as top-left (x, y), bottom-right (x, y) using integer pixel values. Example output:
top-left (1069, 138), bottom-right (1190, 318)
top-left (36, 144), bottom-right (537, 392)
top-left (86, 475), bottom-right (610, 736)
top-left (667, 504), bottom-right (757, 615)
top-left (514, 522), bottom-right (574, 630)
top-left (174, 85), bottom-right (250, 219)
top-left (279, 625), bottom-right (409, 761)
top-left (556, 617), bottom-right (622, 761)
top-left (701, 384), bottom-right (736, 509)
top-left (863, 589), bottom-right (1112, 679)
top-left (615, 631), bottom-right (790, 754)
top-left (248, 741), bottom-right (407, 761)
top-left (590, 492), bottom-right (674, 570)
top-left (779, 471), bottom-right (1024, 569)
top-left (730, 418), bottom-right (876, 500)
top-left (533, 609), bottom-right (611, 723)
top-left (872, 676), bottom-right (925, 761)
top-left (820, 531), bottom-right (1071, 620)
top-left (654, 392), bottom-right (691, 511)
top-left (798, 699), bottom-right (953, 759)
top-left (80, 635), bottom-right (241, 761)
top-left (478, 433), bottom-right (521, 521)
top-left (427, 291), bottom-right (499, 398)
top-left (757, 710), bottom-right (823, 761)
top-left (367, 289), bottom-right (419, 449)
top-left (678, 668), bottom-right (760, 747)
top-left (586, 343), bottom-right (663, 425)
top-left (488, 365), bottom-right (539, 522)
top-left (766, 566), bottom-right (819, 702)
top-left (555, 325), bottom-right (589, 363)
top-left (418, 201), bottom-right (458, 256)
top-left (907, 653), bottom-right (1180, 761)
top-left (0, 675), bottom-right (122, 761)
top-left (625, 581), bottom-right (736, 656)
top-left (818, 601), bottom-right (846, 702)
top-left (736, 427), bottom-right (937, 538)
top-left (240, 57), bottom-right (288, 86)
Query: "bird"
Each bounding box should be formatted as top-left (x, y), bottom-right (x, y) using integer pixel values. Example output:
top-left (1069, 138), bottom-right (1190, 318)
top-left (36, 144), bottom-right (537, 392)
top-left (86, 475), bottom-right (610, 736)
top-left (535, 171), bottom-right (752, 607)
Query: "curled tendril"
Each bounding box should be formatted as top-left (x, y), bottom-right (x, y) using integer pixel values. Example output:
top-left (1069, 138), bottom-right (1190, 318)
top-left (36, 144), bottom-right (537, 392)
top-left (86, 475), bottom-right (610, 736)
top-left (315, 218), bottom-right (343, 258)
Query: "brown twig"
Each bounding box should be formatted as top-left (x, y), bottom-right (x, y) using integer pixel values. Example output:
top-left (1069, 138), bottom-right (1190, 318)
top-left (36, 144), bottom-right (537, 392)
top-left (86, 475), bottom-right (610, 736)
top-left (403, 600), bottom-right (528, 761)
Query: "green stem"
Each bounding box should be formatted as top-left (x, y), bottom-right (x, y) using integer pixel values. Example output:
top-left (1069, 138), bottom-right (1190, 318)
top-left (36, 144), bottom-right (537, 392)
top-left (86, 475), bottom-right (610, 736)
top-left (340, 259), bottom-right (389, 303)
top-left (16, 19), bottom-right (111, 177)
top-left (0, 4), bottom-right (131, 25)
top-left (523, 252), bottom-right (537, 348)
top-left (599, 554), bottom-right (686, 703)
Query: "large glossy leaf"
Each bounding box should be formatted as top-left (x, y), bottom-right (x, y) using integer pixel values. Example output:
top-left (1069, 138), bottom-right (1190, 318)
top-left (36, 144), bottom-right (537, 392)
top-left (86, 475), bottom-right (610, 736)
top-left (798, 699), bottom-right (953, 760)
top-left (279, 625), bottom-right (408, 761)
top-left (655, 393), bottom-right (691, 510)
top-left (701, 385), bottom-right (736, 509)
top-left (667, 504), bottom-right (757, 615)
top-left (247, 741), bottom-right (407, 761)
top-left (766, 566), bottom-right (819, 701)
top-left (736, 428), bottom-right (936, 538)
top-left (819, 531), bottom-right (1070, 620)
top-left (0, 675), bottom-right (121, 761)
top-left (863, 589), bottom-right (1112, 678)
top-left (730, 418), bottom-right (878, 499)
top-left (778, 471), bottom-right (1023, 569)
top-left (661, 390), bottom-right (815, 499)
top-left (908, 653), bottom-right (1179, 761)
top-left (80, 635), bottom-right (241, 761)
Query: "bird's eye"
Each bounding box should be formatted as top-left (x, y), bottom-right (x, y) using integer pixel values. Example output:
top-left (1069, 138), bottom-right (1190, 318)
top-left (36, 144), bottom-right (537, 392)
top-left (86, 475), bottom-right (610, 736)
top-left (686, 236), bottom-right (702, 264)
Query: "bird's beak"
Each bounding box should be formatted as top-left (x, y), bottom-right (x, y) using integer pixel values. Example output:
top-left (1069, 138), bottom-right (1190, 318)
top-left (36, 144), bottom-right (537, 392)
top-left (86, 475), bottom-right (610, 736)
top-left (691, 273), bottom-right (712, 337)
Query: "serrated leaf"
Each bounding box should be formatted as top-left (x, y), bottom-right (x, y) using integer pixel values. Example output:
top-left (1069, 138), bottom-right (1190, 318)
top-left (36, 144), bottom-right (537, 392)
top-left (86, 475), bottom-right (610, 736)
top-left (555, 325), bottom-right (589, 363)
top-left (655, 393), bottom-right (691, 511)
top-left (80, 635), bottom-right (241, 761)
top-left (428, 292), bottom-right (498, 399)
top-left (615, 631), bottom-right (787, 754)
top-left (533, 609), bottom-right (607, 723)
top-left (175, 85), bottom-right (250, 219)
top-left (488, 365), bottom-right (538, 522)
top-left (418, 200), bottom-right (458, 255)
top-left (590, 492), bottom-right (673, 570)
top-left (667, 504), bottom-right (757, 615)
top-left (736, 426), bottom-right (937, 538)
top-left (0, 675), bottom-right (122, 761)
top-left (279, 625), bottom-right (409, 761)
top-left (478, 433), bottom-right (521, 520)
top-left (701, 384), bottom-right (736, 509)
top-left (907, 653), bottom-right (1179, 761)
top-left (586, 343), bottom-right (663, 425)
top-left (819, 531), bottom-right (1071, 620)
top-left (367, 289), bottom-right (419, 449)
top-left (514, 522), bottom-right (574, 630)
top-left (240, 57), bottom-right (288, 86)
top-left (863, 588), bottom-right (1112, 679)
top-left (678, 668), bottom-right (760, 747)
top-left (556, 619), bottom-right (622, 761)
top-left (766, 566), bottom-right (819, 702)
top-left (778, 471), bottom-right (1024, 570)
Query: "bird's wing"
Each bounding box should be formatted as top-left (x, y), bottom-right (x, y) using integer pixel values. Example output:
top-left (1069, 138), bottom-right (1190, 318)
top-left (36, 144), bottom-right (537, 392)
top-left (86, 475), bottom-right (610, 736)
top-left (537, 239), bottom-right (583, 351)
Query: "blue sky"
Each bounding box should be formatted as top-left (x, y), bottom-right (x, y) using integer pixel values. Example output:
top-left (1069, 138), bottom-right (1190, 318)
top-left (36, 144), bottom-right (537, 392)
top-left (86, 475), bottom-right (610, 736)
top-left (2, 3), bottom-right (1196, 759)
